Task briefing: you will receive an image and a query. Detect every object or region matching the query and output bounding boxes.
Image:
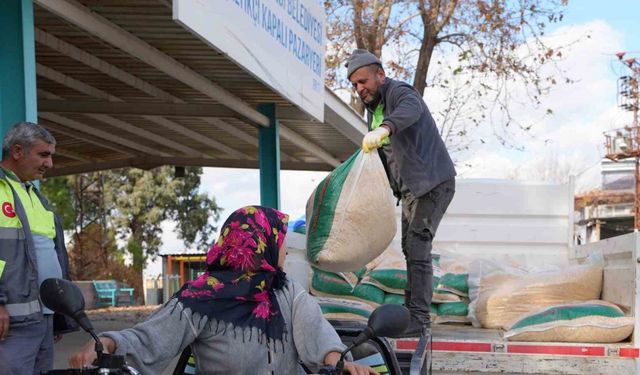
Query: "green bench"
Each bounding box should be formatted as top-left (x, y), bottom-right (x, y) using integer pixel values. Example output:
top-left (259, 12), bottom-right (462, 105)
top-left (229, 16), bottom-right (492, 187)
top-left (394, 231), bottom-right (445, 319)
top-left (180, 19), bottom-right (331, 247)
top-left (92, 280), bottom-right (134, 307)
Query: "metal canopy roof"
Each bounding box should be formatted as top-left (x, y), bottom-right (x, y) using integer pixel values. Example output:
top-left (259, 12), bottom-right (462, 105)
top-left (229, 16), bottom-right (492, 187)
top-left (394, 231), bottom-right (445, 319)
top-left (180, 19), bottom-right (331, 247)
top-left (31, 0), bottom-right (366, 177)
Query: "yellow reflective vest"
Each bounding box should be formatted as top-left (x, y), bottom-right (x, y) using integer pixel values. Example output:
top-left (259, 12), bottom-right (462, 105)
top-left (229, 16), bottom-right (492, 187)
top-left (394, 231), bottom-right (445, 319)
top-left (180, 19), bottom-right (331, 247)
top-left (0, 168), bottom-right (65, 326)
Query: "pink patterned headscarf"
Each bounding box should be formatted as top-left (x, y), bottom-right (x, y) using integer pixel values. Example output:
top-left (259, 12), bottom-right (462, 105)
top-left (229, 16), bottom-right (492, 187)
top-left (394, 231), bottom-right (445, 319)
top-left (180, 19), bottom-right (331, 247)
top-left (176, 206), bottom-right (289, 341)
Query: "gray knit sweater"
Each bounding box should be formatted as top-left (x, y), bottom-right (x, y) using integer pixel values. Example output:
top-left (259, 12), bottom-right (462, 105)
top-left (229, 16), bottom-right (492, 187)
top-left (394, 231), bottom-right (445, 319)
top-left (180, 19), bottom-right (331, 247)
top-left (100, 278), bottom-right (345, 374)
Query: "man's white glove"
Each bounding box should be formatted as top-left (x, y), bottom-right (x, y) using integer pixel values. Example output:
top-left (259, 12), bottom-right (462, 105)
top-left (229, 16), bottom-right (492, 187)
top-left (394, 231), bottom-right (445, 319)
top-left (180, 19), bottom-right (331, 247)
top-left (362, 126), bottom-right (390, 153)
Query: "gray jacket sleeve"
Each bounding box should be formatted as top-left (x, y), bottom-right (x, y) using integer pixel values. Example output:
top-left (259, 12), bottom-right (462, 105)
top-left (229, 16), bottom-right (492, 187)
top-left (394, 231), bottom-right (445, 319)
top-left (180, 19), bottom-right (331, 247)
top-left (99, 299), bottom-right (198, 374)
top-left (290, 281), bottom-right (346, 370)
top-left (383, 83), bottom-right (424, 134)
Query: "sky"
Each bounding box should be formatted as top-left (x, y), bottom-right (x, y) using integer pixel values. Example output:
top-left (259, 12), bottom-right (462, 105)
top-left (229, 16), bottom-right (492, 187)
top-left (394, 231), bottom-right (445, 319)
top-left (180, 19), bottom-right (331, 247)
top-left (145, 0), bottom-right (640, 276)
top-left (445, 0), bottom-right (640, 184)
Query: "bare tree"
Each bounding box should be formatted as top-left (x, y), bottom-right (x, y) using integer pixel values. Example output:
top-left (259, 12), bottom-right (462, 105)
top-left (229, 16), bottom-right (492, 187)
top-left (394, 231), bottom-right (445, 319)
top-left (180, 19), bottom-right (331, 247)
top-left (506, 151), bottom-right (584, 184)
top-left (325, 0), bottom-right (574, 153)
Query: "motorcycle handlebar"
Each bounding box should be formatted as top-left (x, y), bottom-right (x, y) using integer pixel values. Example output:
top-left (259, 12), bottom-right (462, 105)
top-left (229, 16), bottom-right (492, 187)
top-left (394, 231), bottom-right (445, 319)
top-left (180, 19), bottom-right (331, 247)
top-left (42, 357), bottom-right (140, 375)
top-left (42, 365), bottom-right (140, 375)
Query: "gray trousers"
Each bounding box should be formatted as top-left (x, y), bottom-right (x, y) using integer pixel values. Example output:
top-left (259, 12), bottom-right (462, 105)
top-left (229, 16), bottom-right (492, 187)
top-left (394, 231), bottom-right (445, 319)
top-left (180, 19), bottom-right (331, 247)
top-left (401, 178), bottom-right (455, 324)
top-left (0, 314), bottom-right (54, 375)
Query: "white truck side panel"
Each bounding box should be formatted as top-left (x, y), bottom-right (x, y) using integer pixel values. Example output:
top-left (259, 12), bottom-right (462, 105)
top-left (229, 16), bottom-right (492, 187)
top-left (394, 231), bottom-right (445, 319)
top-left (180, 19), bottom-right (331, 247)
top-left (431, 179), bottom-right (575, 266)
top-left (290, 178), bottom-right (578, 291)
top-left (432, 353), bottom-right (635, 374)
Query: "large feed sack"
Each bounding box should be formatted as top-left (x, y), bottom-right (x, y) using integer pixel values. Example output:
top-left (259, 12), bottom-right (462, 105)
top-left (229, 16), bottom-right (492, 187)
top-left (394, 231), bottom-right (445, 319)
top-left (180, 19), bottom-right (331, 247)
top-left (433, 251), bottom-right (470, 297)
top-left (432, 290), bottom-right (462, 303)
top-left (468, 256), bottom-right (603, 329)
top-left (361, 249), bottom-right (407, 294)
top-left (310, 267), bottom-right (385, 307)
top-left (306, 151), bottom-right (396, 272)
top-left (384, 293), bottom-right (439, 322)
top-left (310, 268), bottom-right (356, 297)
top-left (316, 296), bottom-right (374, 321)
top-left (504, 300), bottom-right (634, 343)
top-left (352, 284), bottom-right (386, 306)
top-left (383, 293), bottom-right (405, 305)
top-left (436, 273), bottom-right (469, 297)
top-left (436, 301), bottom-right (470, 324)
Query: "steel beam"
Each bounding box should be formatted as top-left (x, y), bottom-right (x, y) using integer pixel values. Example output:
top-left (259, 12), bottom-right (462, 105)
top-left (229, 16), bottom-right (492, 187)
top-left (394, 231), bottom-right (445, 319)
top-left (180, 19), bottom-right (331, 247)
top-left (40, 112), bottom-right (169, 156)
top-left (37, 68), bottom-right (244, 158)
top-left (46, 157), bottom-right (332, 177)
top-left (34, 0), bottom-right (270, 127)
top-left (33, 28), bottom-right (319, 163)
top-left (39, 99), bottom-right (235, 118)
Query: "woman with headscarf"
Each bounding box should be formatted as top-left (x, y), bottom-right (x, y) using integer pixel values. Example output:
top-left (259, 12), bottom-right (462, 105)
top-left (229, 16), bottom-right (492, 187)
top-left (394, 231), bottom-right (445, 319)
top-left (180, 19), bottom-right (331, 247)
top-left (69, 206), bottom-right (377, 375)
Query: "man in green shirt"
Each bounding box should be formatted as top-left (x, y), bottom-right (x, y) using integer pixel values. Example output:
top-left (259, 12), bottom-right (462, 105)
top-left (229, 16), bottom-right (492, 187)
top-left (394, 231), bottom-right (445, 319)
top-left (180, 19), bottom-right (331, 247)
top-left (346, 49), bottom-right (457, 336)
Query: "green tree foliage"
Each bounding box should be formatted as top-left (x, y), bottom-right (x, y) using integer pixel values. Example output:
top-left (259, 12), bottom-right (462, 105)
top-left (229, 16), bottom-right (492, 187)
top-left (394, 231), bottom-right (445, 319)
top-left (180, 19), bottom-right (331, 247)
top-left (40, 175), bottom-right (75, 230)
top-left (41, 166), bottom-right (221, 289)
top-left (105, 166), bottom-right (220, 273)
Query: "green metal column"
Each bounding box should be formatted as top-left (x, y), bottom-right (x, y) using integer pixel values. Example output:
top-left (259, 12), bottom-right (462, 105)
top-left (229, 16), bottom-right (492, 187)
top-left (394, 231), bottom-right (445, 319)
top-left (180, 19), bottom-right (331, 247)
top-left (0, 0), bottom-right (38, 141)
top-left (258, 103), bottom-right (280, 209)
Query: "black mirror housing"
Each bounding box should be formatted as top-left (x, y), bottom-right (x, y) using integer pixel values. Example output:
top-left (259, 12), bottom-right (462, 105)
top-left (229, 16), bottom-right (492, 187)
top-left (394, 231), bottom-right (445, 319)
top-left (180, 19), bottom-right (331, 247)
top-left (368, 304), bottom-right (410, 338)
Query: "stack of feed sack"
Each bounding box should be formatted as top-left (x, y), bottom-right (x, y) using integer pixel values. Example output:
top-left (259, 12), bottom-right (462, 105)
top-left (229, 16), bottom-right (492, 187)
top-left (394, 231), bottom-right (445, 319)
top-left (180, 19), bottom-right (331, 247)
top-left (434, 271), bottom-right (470, 324)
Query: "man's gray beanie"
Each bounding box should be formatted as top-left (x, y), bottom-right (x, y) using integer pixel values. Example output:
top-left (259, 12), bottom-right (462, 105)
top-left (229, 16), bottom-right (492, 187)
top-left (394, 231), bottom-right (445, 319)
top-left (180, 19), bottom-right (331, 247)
top-left (345, 49), bottom-right (382, 79)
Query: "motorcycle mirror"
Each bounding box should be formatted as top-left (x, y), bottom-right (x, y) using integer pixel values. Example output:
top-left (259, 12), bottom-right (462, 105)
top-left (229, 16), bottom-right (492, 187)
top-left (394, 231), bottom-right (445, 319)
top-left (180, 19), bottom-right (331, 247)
top-left (367, 304), bottom-right (410, 338)
top-left (40, 278), bottom-right (106, 356)
top-left (40, 278), bottom-right (94, 333)
top-left (335, 304), bottom-right (411, 373)
top-left (350, 304), bottom-right (411, 348)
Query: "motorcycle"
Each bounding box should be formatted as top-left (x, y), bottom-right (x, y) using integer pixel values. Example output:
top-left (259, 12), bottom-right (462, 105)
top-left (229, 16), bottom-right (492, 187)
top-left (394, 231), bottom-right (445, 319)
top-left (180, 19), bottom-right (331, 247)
top-left (39, 278), bottom-right (140, 375)
top-left (170, 308), bottom-right (432, 375)
top-left (39, 278), bottom-right (430, 375)
top-left (171, 304), bottom-right (412, 375)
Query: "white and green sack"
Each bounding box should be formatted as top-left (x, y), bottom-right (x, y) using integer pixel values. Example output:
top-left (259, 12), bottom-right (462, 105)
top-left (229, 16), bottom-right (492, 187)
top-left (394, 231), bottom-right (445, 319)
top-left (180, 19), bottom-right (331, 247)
top-left (435, 300), bottom-right (470, 324)
top-left (383, 293), bottom-right (405, 305)
top-left (316, 296), bottom-right (374, 321)
top-left (436, 272), bottom-right (469, 297)
top-left (310, 268), bottom-right (356, 297)
top-left (504, 300), bottom-right (634, 343)
top-left (310, 267), bottom-right (385, 307)
top-left (352, 283), bottom-right (386, 306)
top-left (361, 249), bottom-right (407, 294)
top-left (432, 290), bottom-right (462, 303)
top-left (306, 151), bottom-right (396, 272)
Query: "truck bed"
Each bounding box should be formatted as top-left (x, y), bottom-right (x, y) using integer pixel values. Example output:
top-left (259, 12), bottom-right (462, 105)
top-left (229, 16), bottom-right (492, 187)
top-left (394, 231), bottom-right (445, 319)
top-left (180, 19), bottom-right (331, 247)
top-left (291, 181), bottom-right (640, 374)
top-left (392, 324), bottom-right (637, 374)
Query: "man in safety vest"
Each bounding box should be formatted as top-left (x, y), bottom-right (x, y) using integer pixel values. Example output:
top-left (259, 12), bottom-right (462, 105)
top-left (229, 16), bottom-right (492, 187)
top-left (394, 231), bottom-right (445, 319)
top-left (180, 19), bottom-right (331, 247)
top-left (0, 122), bottom-right (75, 374)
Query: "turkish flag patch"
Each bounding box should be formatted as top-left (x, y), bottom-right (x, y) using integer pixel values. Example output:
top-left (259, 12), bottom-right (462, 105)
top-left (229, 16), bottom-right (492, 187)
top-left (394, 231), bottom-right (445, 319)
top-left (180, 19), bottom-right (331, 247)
top-left (2, 202), bottom-right (16, 218)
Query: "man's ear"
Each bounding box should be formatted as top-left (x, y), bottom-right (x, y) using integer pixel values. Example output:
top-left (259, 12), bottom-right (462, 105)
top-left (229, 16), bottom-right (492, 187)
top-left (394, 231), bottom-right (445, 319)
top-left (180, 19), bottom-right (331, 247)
top-left (10, 144), bottom-right (24, 160)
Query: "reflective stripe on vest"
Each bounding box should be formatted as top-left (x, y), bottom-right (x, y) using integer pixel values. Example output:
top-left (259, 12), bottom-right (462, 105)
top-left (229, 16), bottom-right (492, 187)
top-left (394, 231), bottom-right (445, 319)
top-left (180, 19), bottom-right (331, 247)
top-left (0, 227), bottom-right (24, 240)
top-left (4, 299), bottom-right (40, 316)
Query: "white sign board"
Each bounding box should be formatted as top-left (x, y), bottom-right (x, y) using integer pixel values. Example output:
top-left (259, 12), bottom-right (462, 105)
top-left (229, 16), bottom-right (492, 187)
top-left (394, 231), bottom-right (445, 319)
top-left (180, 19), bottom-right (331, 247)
top-left (174, 0), bottom-right (325, 122)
